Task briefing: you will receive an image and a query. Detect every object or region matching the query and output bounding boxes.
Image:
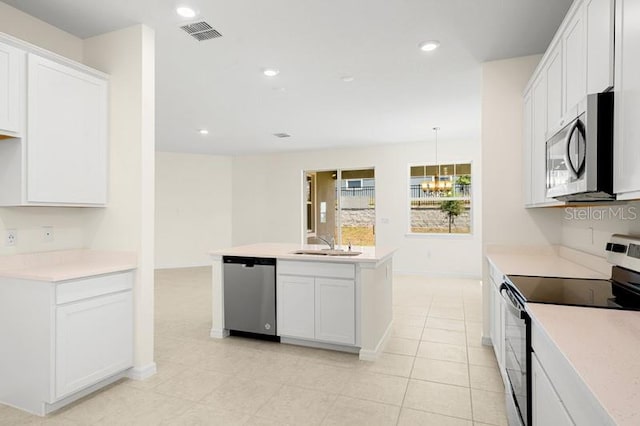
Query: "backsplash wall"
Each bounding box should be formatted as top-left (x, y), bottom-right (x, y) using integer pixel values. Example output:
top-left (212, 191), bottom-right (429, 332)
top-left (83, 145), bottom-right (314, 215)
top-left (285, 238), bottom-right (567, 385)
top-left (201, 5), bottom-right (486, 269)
top-left (561, 201), bottom-right (640, 257)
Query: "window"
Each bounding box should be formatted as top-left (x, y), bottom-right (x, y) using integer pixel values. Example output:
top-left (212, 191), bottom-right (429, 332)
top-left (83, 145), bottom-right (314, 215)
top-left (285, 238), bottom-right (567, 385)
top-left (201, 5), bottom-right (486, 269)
top-left (409, 163), bottom-right (472, 234)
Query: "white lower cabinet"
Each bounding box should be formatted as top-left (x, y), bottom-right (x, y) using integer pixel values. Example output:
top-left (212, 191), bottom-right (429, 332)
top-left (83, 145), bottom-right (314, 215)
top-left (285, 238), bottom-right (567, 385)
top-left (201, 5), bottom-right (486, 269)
top-left (487, 260), bottom-right (506, 378)
top-left (277, 275), bottom-right (315, 339)
top-left (277, 261), bottom-right (356, 346)
top-left (55, 291), bottom-right (133, 399)
top-left (314, 278), bottom-right (355, 345)
top-left (532, 353), bottom-right (575, 426)
top-left (0, 270), bottom-right (134, 415)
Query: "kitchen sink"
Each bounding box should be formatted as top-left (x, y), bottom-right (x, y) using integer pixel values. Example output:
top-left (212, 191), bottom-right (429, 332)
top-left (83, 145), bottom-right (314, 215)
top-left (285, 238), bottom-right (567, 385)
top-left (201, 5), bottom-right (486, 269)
top-left (291, 249), bottom-right (362, 257)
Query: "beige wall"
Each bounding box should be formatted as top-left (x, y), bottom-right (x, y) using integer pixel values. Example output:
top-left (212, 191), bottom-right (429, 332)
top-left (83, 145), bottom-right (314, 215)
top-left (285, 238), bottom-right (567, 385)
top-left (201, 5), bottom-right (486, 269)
top-left (481, 55), bottom-right (564, 337)
top-left (1, 5), bottom-right (157, 375)
top-left (155, 152), bottom-right (232, 268)
top-left (232, 139), bottom-right (483, 277)
top-left (0, 2), bottom-right (82, 61)
top-left (83, 25), bottom-right (156, 374)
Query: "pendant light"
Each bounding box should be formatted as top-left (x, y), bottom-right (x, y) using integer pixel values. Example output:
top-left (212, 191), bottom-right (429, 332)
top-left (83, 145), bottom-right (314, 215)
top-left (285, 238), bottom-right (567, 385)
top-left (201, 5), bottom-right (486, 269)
top-left (426, 127), bottom-right (452, 193)
top-left (420, 165), bottom-right (429, 192)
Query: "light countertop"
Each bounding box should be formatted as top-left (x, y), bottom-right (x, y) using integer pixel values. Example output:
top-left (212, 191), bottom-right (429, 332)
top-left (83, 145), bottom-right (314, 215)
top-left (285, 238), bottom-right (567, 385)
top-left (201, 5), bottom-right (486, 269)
top-left (210, 243), bottom-right (395, 264)
top-left (0, 249), bottom-right (137, 282)
top-left (486, 247), bottom-right (609, 279)
top-left (528, 304), bottom-right (640, 426)
top-left (486, 248), bottom-right (638, 425)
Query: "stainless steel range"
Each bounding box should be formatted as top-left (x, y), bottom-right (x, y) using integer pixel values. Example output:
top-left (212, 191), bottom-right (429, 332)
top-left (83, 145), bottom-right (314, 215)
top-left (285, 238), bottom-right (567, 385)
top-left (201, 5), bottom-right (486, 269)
top-left (500, 234), bottom-right (640, 426)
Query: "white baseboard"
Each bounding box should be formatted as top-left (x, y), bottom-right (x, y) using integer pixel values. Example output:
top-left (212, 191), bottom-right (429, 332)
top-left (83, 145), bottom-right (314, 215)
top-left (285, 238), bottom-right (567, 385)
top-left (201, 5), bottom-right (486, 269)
top-left (127, 362), bottom-right (157, 380)
top-left (481, 335), bottom-right (493, 347)
top-left (359, 320), bottom-right (393, 361)
top-left (280, 337), bottom-right (359, 354)
top-left (210, 328), bottom-right (230, 339)
top-left (394, 269), bottom-right (482, 280)
top-left (155, 262), bottom-right (211, 270)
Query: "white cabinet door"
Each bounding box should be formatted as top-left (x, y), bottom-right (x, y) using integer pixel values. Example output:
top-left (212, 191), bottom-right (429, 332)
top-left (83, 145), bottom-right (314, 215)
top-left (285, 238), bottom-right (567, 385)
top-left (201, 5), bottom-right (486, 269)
top-left (614, 0), bottom-right (640, 199)
top-left (546, 42), bottom-right (563, 135)
top-left (523, 92), bottom-right (533, 207)
top-left (0, 42), bottom-right (24, 135)
top-left (563, 6), bottom-right (586, 115)
top-left (27, 54), bottom-right (108, 205)
top-left (532, 75), bottom-right (549, 205)
top-left (277, 275), bottom-right (315, 339)
top-left (315, 278), bottom-right (355, 345)
top-left (532, 354), bottom-right (575, 426)
top-left (489, 280), bottom-right (504, 374)
top-left (55, 291), bottom-right (133, 400)
top-left (586, 0), bottom-right (615, 93)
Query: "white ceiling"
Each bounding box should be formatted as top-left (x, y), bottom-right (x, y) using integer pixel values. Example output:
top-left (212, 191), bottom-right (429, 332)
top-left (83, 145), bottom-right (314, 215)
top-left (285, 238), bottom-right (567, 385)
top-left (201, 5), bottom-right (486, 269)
top-left (2, 0), bottom-right (572, 155)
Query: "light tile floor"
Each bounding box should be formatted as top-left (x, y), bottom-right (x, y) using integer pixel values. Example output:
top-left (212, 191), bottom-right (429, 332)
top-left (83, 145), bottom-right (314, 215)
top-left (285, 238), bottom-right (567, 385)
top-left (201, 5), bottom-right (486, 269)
top-left (0, 268), bottom-right (507, 426)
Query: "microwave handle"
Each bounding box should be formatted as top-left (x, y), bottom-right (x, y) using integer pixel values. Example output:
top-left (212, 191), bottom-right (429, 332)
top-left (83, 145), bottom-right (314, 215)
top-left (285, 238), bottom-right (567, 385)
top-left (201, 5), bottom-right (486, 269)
top-left (564, 120), bottom-right (585, 179)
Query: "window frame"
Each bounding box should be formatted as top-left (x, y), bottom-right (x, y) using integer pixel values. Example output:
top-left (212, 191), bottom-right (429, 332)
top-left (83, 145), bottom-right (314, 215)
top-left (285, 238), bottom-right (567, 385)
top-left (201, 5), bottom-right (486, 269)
top-left (406, 160), bottom-right (474, 237)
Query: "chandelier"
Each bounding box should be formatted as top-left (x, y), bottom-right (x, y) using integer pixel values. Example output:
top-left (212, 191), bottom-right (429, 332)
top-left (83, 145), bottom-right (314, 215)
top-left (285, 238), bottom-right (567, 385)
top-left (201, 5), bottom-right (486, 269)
top-left (422, 127), bottom-right (452, 192)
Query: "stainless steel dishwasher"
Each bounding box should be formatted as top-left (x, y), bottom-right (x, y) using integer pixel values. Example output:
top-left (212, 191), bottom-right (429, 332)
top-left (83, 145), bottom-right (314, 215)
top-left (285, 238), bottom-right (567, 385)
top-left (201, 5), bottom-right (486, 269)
top-left (223, 256), bottom-right (277, 338)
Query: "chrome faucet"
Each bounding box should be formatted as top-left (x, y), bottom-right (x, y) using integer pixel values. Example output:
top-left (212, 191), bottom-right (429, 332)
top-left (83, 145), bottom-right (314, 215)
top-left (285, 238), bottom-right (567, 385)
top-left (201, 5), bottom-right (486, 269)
top-left (316, 235), bottom-right (335, 250)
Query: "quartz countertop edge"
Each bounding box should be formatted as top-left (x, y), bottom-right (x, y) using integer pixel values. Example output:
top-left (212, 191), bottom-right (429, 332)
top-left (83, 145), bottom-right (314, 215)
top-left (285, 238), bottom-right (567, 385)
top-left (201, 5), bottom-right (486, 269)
top-left (210, 243), bottom-right (396, 264)
top-left (527, 303), bottom-right (640, 426)
top-left (0, 249), bottom-right (137, 282)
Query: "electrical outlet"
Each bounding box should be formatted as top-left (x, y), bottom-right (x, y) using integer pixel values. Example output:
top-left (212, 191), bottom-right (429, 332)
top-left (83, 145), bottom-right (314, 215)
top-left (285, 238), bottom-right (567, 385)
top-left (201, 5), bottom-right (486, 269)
top-left (5, 229), bottom-right (17, 247)
top-left (42, 226), bottom-right (54, 242)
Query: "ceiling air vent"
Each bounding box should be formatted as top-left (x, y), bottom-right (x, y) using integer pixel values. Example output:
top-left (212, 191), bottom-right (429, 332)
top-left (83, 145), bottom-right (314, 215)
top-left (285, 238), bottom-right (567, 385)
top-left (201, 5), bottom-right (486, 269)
top-left (273, 133), bottom-right (291, 138)
top-left (180, 21), bottom-right (222, 41)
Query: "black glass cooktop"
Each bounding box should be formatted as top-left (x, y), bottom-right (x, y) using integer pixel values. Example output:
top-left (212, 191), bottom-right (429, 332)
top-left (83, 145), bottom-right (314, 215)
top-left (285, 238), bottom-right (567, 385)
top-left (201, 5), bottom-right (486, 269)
top-left (507, 266), bottom-right (640, 310)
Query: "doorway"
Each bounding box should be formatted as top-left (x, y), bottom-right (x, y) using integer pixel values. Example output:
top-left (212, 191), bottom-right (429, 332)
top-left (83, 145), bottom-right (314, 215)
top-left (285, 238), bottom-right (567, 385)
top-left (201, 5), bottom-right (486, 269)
top-left (303, 168), bottom-right (375, 247)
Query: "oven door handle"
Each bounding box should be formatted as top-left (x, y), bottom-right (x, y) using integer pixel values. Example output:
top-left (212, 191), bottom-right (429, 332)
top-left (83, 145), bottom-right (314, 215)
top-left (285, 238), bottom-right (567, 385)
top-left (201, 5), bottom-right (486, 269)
top-left (500, 282), bottom-right (525, 315)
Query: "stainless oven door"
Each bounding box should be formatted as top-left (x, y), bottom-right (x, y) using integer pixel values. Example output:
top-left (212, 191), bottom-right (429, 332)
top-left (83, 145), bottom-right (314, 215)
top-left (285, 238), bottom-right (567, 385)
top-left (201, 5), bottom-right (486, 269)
top-left (546, 113), bottom-right (587, 199)
top-left (501, 283), bottom-right (531, 426)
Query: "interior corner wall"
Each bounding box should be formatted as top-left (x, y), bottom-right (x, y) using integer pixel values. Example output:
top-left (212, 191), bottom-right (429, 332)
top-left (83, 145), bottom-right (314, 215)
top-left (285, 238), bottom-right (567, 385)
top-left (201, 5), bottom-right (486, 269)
top-left (480, 55), bottom-right (564, 337)
top-left (0, 3), bottom-right (90, 257)
top-left (0, 2), bottom-right (83, 61)
top-left (83, 24), bottom-right (156, 372)
top-left (155, 152), bottom-right (233, 269)
top-left (231, 139), bottom-right (483, 278)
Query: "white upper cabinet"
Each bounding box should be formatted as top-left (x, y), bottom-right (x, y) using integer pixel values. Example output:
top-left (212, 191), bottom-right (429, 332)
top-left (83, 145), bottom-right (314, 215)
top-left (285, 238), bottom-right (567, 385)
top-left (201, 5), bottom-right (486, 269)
top-left (0, 41), bottom-right (24, 136)
top-left (546, 42), bottom-right (563, 136)
top-left (0, 34), bottom-right (109, 207)
top-left (523, 92), bottom-right (533, 206)
top-left (523, 0), bottom-right (616, 207)
top-left (586, 0), bottom-right (615, 93)
top-left (614, 0), bottom-right (640, 199)
top-left (26, 54), bottom-right (108, 205)
top-left (562, 5), bottom-right (587, 117)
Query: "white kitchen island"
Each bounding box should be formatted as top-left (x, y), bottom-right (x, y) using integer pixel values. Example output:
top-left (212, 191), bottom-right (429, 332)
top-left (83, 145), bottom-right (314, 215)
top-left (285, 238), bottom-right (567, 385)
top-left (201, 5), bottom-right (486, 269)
top-left (210, 243), bottom-right (395, 360)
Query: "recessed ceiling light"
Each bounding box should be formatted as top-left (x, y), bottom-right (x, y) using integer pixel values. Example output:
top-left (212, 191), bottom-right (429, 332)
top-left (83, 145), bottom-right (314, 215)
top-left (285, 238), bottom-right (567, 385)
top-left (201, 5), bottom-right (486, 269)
top-left (198, 129), bottom-right (209, 135)
top-left (263, 68), bottom-right (280, 77)
top-left (419, 40), bottom-right (441, 52)
top-left (341, 75), bottom-right (355, 82)
top-left (176, 6), bottom-right (196, 18)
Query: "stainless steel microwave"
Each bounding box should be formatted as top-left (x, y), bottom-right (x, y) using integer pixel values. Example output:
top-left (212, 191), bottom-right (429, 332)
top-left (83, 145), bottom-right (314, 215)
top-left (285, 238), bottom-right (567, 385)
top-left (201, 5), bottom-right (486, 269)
top-left (545, 92), bottom-right (614, 202)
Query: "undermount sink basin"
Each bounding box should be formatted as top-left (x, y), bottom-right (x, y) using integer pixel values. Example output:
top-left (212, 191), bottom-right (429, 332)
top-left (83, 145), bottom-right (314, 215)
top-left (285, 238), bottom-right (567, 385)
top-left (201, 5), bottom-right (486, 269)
top-left (291, 249), bottom-right (362, 257)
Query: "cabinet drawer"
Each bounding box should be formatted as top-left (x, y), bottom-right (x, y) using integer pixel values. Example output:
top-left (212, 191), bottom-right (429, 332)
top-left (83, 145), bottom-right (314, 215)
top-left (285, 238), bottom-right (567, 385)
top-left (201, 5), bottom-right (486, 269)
top-left (278, 261), bottom-right (355, 279)
top-left (56, 271), bottom-right (133, 305)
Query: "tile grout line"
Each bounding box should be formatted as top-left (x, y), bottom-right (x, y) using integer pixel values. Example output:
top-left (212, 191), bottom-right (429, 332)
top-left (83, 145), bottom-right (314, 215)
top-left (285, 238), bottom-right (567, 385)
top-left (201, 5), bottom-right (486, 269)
top-left (394, 296), bottom-right (431, 426)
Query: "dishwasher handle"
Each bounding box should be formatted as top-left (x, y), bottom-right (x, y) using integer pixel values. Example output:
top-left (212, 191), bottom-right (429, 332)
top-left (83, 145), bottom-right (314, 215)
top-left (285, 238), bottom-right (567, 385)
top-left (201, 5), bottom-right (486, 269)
top-left (223, 256), bottom-right (276, 267)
